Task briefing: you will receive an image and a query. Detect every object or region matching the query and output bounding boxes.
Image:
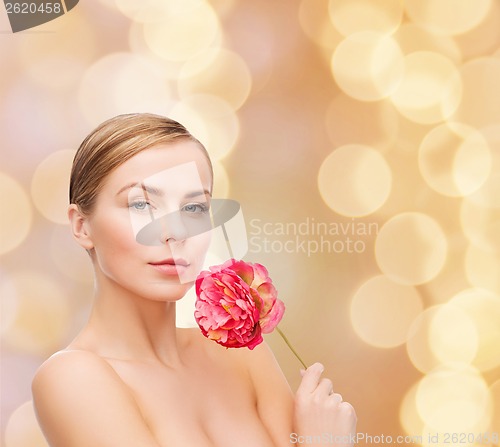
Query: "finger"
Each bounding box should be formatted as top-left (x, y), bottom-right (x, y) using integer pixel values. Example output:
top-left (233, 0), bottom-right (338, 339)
top-left (297, 362), bottom-right (324, 394)
top-left (329, 392), bottom-right (342, 404)
top-left (315, 377), bottom-right (333, 397)
top-left (339, 401), bottom-right (357, 419)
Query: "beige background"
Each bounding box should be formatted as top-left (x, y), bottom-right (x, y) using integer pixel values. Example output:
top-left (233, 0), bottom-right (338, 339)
top-left (1, 0), bottom-right (499, 445)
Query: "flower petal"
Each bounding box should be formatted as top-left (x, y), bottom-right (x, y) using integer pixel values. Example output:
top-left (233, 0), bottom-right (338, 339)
top-left (260, 298), bottom-right (285, 333)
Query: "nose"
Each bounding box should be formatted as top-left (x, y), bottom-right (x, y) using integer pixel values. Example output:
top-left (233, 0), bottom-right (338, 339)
top-left (135, 207), bottom-right (213, 246)
top-left (159, 210), bottom-right (189, 243)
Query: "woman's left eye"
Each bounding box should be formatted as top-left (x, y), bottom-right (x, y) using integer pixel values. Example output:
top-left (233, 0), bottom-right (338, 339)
top-left (182, 203), bottom-right (208, 214)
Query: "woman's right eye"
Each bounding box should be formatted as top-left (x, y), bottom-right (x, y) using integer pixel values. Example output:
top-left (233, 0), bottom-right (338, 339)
top-left (128, 200), bottom-right (150, 211)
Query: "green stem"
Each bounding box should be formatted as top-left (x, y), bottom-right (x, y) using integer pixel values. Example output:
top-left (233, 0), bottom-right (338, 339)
top-left (275, 326), bottom-right (307, 369)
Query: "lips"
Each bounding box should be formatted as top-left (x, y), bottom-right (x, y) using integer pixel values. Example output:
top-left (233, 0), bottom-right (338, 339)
top-left (149, 258), bottom-right (190, 277)
top-left (149, 258), bottom-right (189, 267)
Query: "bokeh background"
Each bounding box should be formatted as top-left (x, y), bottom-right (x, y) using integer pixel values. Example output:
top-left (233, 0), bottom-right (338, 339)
top-left (1, 0), bottom-right (500, 445)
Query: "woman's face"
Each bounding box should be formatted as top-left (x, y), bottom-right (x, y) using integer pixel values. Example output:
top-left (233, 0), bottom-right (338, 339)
top-left (85, 139), bottom-right (213, 301)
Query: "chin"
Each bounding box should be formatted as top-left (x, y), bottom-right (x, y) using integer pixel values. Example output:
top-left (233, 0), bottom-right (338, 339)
top-left (143, 281), bottom-right (195, 302)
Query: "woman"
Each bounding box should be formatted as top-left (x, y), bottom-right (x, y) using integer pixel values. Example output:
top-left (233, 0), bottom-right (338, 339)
top-left (32, 113), bottom-right (357, 447)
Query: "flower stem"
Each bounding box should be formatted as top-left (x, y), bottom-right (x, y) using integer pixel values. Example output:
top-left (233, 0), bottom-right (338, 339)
top-left (275, 326), bottom-right (307, 369)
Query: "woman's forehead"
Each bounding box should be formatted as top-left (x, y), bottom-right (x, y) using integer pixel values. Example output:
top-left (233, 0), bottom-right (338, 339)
top-left (107, 142), bottom-right (212, 192)
top-left (128, 162), bottom-right (209, 198)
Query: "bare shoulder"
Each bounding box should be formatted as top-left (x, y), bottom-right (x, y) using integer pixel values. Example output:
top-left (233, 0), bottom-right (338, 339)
top-left (34, 348), bottom-right (113, 376)
top-left (32, 349), bottom-right (125, 399)
top-left (233, 338), bottom-right (289, 380)
top-left (32, 350), bottom-right (160, 447)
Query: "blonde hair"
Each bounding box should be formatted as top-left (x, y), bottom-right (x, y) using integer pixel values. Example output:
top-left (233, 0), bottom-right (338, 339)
top-left (69, 113), bottom-right (213, 216)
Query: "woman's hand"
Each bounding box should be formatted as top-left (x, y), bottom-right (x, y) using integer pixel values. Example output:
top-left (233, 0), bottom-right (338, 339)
top-left (292, 362), bottom-right (357, 447)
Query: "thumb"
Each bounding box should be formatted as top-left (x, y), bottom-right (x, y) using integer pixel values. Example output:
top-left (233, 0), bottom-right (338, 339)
top-left (297, 362), bottom-right (324, 394)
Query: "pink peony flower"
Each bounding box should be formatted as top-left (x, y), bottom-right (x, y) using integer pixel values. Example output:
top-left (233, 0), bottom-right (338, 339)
top-left (194, 259), bottom-right (285, 350)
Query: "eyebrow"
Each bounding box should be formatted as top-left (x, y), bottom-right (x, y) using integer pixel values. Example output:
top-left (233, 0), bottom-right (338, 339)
top-left (116, 182), bottom-right (211, 199)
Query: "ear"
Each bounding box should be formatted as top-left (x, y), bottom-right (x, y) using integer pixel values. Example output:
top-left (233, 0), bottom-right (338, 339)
top-left (68, 204), bottom-right (94, 250)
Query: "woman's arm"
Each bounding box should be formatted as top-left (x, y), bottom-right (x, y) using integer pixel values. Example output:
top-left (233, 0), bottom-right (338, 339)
top-left (242, 340), bottom-right (296, 446)
top-left (32, 350), bottom-right (162, 447)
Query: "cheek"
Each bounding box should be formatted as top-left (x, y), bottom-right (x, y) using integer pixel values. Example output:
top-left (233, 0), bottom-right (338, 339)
top-left (192, 232), bottom-right (212, 254)
top-left (180, 233), bottom-right (211, 263)
top-left (93, 215), bottom-right (140, 256)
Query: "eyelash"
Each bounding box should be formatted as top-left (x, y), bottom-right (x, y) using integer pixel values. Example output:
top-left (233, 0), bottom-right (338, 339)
top-left (128, 199), bottom-right (153, 212)
top-left (182, 203), bottom-right (209, 214)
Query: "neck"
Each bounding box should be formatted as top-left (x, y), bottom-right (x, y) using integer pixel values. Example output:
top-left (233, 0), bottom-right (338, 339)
top-left (81, 272), bottom-right (184, 368)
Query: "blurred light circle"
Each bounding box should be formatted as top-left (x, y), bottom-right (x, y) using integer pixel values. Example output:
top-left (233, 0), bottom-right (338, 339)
top-left (452, 58), bottom-right (500, 129)
top-left (465, 244), bottom-right (500, 295)
top-left (119, 0), bottom-right (215, 21)
top-left (128, 22), bottom-right (214, 83)
top-left (325, 95), bottom-right (399, 152)
top-left (399, 382), bottom-right (424, 438)
top-left (375, 212), bottom-right (448, 285)
top-left (0, 173), bottom-right (32, 255)
top-left (0, 269), bottom-right (18, 336)
top-left (298, 0), bottom-right (343, 50)
top-left (168, 95), bottom-right (239, 161)
top-left (318, 145), bottom-right (392, 217)
top-left (31, 150), bottom-right (76, 224)
top-left (404, 0), bottom-right (492, 36)
top-left (350, 275), bottom-right (423, 348)
top-left (212, 161), bottom-right (230, 199)
top-left (2, 270), bottom-right (71, 356)
top-left (418, 122), bottom-right (491, 197)
top-left (178, 48), bottom-right (252, 111)
top-left (143, 1), bottom-right (220, 62)
top-left (460, 198), bottom-right (500, 254)
top-left (449, 288), bottom-right (500, 372)
top-left (50, 225), bottom-right (94, 283)
top-left (115, 0), bottom-right (185, 23)
top-left (5, 400), bottom-right (48, 447)
top-left (331, 31), bottom-right (404, 101)
top-left (429, 303), bottom-right (479, 366)
top-left (455, 0), bottom-right (500, 61)
top-left (416, 365), bottom-right (492, 433)
top-left (468, 125), bottom-right (500, 209)
top-left (328, 0), bottom-right (403, 36)
top-left (407, 306), bottom-right (444, 373)
top-left (390, 51), bottom-right (462, 124)
top-left (176, 47), bottom-right (221, 79)
top-left (78, 52), bottom-right (173, 127)
top-left (128, 20), bottom-right (188, 80)
top-left (394, 23), bottom-right (462, 64)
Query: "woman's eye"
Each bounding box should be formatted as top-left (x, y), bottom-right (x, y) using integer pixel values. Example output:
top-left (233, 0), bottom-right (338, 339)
top-left (183, 203), bottom-right (208, 214)
top-left (129, 200), bottom-right (151, 211)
